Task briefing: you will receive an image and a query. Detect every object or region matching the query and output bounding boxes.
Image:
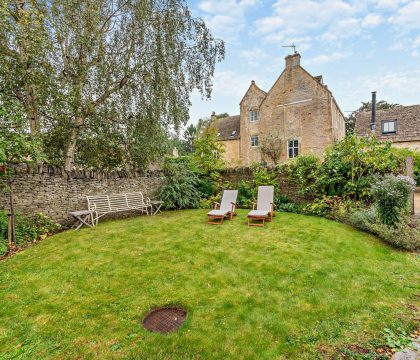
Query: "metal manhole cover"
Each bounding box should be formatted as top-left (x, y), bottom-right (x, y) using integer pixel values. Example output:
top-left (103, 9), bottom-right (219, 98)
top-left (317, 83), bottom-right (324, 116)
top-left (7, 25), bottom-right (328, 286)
top-left (142, 307), bottom-right (187, 333)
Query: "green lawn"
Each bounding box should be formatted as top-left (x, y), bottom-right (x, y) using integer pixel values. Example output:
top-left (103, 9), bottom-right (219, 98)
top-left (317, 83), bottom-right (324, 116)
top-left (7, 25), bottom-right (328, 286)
top-left (0, 210), bottom-right (418, 359)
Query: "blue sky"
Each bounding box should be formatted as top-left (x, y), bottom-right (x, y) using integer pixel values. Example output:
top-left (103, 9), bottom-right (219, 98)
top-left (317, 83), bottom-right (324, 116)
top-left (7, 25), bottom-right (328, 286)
top-left (187, 0), bottom-right (420, 124)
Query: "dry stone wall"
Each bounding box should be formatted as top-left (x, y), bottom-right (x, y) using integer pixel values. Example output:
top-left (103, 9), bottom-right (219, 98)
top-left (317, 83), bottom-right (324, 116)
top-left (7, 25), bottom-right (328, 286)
top-left (0, 164), bottom-right (165, 225)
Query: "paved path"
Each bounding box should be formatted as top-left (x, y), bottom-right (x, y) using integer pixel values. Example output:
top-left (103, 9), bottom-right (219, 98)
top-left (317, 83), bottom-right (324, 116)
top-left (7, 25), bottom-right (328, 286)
top-left (391, 338), bottom-right (420, 360)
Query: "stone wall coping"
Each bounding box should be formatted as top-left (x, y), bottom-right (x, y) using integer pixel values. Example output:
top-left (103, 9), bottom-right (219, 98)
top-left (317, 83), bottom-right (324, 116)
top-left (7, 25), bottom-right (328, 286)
top-left (8, 163), bottom-right (166, 179)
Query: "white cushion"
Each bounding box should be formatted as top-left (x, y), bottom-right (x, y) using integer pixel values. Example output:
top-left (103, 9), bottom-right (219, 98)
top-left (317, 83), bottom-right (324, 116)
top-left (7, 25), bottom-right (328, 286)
top-left (208, 210), bottom-right (229, 216)
top-left (247, 210), bottom-right (269, 217)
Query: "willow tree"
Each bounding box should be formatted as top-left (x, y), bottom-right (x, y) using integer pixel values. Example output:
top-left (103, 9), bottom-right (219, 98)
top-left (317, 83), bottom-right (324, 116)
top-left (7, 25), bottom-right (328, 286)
top-left (47, 0), bottom-right (224, 170)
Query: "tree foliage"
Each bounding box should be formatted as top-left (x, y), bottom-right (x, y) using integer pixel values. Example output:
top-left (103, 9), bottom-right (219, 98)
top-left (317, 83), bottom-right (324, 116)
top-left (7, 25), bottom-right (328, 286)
top-left (345, 100), bottom-right (401, 133)
top-left (0, 100), bottom-right (43, 248)
top-left (192, 121), bottom-right (225, 177)
top-left (259, 132), bottom-right (283, 164)
top-left (0, 0), bottom-right (225, 171)
top-left (287, 135), bottom-right (403, 201)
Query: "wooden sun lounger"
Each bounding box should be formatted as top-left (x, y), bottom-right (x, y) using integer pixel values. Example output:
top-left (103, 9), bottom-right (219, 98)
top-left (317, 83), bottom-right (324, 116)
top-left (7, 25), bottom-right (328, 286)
top-left (207, 190), bottom-right (238, 225)
top-left (247, 186), bottom-right (275, 227)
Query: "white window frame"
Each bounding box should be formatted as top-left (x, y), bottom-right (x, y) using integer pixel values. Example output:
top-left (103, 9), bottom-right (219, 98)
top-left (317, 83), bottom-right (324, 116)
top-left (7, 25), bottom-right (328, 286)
top-left (249, 110), bottom-right (259, 122)
top-left (381, 119), bottom-right (397, 134)
top-left (288, 139), bottom-right (299, 159)
top-left (251, 135), bottom-right (259, 147)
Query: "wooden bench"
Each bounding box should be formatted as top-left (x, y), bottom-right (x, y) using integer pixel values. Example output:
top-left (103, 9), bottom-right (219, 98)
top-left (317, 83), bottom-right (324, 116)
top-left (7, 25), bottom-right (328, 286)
top-left (87, 192), bottom-right (152, 225)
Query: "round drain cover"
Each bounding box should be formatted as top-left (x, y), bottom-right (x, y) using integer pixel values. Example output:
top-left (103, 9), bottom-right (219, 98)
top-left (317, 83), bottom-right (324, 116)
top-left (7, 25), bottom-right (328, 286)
top-left (142, 307), bottom-right (187, 333)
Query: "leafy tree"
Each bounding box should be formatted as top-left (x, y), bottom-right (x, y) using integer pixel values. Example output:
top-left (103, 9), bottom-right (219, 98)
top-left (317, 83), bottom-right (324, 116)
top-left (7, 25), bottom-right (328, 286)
top-left (0, 1), bottom-right (50, 135)
top-left (346, 100), bottom-right (401, 134)
top-left (192, 121), bottom-right (225, 178)
top-left (259, 132), bottom-right (283, 164)
top-left (1, 0), bottom-right (225, 171)
top-left (183, 123), bottom-right (197, 153)
top-left (0, 101), bottom-right (42, 248)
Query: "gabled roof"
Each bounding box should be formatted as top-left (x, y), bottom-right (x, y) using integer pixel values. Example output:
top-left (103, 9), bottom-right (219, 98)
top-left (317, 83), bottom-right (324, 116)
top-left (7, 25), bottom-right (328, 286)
top-left (239, 80), bottom-right (267, 106)
top-left (259, 64), bottom-right (345, 119)
top-left (216, 115), bottom-right (240, 140)
top-left (355, 104), bottom-right (420, 142)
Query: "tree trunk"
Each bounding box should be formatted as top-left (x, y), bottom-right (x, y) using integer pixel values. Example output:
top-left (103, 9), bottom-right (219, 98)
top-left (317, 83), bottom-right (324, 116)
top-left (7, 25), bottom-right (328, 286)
top-left (25, 85), bottom-right (40, 134)
top-left (64, 127), bottom-right (78, 172)
top-left (7, 177), bottom-right (16, 249)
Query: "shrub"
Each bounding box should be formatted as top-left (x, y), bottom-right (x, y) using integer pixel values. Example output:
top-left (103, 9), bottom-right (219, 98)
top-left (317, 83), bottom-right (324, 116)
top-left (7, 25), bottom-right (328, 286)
top-left (286, 154), bottom-right (320, 197)
top-left (371, 175), bottom-right (415, 226)
top-left (236, 167), bottom-right (281, 208)
top-left (372, 216), bottom-right (420, 251)
top-left (277, 203), bottom-right (303, 214)
top-left (237, 180), bottom-right (254, 208)
top-left (0, 211), bottom-right (61, 256)
top-left (339, 207), bottom-right (379, 233)
top-left (391, 147), bottom-right (420, 185)
top-left (287, 135), bottom-right (403, 201)
top-left (341, 208), bottom-right (420, 251)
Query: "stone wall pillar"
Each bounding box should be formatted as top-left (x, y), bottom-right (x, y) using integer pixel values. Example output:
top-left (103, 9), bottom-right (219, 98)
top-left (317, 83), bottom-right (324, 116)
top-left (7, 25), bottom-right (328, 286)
top-left (406, 156), bottom-right (415, 214)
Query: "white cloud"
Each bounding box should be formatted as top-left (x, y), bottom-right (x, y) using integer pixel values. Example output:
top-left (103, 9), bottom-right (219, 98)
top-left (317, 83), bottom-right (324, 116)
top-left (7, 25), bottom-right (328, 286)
top-left (240, 48), bottom-right (269, 67)
top-left (254, 0), bottom-right (359, 39)
top-left (389, 1), bottom-right (420, 30)
top-left (361, 13), bottom-right (383, 28)
top-left (338, 69), bottom-right (420, 111)
top-left (375, 0), bottom-right (408, 11)
top-left (197, 0), bottom-right (260, 42)
top-left (307, 52), bottom-right (351, 65)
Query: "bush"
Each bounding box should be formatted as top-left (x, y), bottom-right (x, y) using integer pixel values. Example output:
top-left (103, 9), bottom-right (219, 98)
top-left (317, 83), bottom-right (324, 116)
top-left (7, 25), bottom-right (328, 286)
top-left (158, 156), bottom-right (204, 210)
top-left (237, 180), bottom-right (254, 208)
top-left (287, 135), bottom-right (403, 201)
top-left (286, 154), bottom-right (320, 197)
top-left (371, 175), bottom-right (415, 226)
top-left (392, 147), bottom-right (420, 185)
top-left (372, 216), bottom-right (420, 251)
top-left (277, 203), bottom-right (303, 214)
top-left (0, 211), bottom-right (61, 256)
top-left (341, 208), bottom-right (420, 251)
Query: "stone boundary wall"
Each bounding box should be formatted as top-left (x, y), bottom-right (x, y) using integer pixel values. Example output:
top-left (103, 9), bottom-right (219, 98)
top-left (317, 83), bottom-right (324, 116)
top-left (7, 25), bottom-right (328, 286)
top-left (220, 167), bottom-right (308, 204)
top-left (0, 165), bottom-right (306, 226)
top-left (0, 164), bottom-right (165, 225)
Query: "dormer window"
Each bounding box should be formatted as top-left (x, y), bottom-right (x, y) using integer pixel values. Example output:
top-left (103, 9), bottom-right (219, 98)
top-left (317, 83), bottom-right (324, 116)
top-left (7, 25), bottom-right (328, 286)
top-left (382, 120), bottom-right (397, 134)
top-left (249, 110), bottom-right (259, 122)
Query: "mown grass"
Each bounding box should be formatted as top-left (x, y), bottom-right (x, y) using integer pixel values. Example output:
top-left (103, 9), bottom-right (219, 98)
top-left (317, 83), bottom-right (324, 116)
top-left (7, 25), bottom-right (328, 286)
top-left (0, 210), bottom-right (418, 359)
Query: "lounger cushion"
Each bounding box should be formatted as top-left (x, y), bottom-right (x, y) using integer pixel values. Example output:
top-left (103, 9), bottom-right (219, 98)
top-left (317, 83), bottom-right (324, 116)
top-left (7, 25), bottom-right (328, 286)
top-left (208, 209), bottom-right (229, 217)
top-left (247, 210), bottom-right (269, 217)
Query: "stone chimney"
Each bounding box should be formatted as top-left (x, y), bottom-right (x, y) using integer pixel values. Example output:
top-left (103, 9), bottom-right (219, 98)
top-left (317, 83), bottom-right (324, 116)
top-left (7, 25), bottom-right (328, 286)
top-left (285, 53), bottom-right (301, 69)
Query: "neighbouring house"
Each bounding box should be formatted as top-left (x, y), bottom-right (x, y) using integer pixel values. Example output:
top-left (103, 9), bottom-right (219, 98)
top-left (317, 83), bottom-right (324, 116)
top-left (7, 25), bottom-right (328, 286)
top-left (213, 53), bottom-right (346, 166)
top-left (355, 105), bottom-right (420, 151)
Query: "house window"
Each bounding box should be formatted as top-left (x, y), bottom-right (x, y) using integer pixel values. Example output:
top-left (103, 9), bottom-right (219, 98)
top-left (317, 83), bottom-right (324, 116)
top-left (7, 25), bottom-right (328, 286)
top-left (230, 130), bottom-right (236, 137)
top-left (251, 135), bottom-right (259, 147)
top-left (288, 139), bottom-right (299, 158)
top-left (249, 110), bottom-right (259, 122)
top-left (382, 120), bottom-right (397, 134)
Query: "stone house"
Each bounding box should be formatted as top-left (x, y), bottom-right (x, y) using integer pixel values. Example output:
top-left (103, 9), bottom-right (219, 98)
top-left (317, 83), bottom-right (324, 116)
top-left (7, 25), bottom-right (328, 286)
top-left (355, 105), bottom-right (420, 151)
top-left (213, 53), bottom-right (346, 166)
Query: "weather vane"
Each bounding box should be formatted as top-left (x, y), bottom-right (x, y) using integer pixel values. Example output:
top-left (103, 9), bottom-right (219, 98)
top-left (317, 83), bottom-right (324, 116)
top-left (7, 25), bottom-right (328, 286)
top-left (282, 43), bottom-right (297, 54)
